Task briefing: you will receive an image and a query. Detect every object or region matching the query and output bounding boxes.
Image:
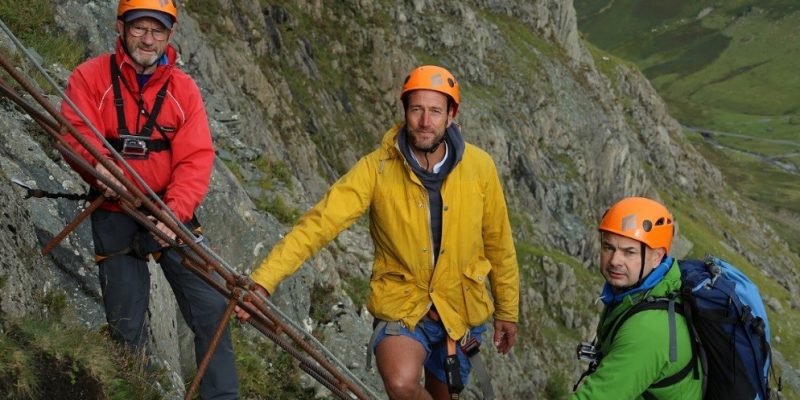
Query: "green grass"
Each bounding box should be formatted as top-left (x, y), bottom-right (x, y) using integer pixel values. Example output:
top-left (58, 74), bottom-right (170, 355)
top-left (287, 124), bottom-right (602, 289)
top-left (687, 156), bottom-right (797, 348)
top-left (661, 190), bottom-right (800, 376)
top-left (343, 275), bottom-right (370, 312)
top-left (514, 240), bottom-right (602, 347)
top-left (0, 0), bottom-right (86, 70)
top-left (584, 41), bottom-right (638, 89)
top-left (713, 135), bottom-right (799, 157)
top-left (576, 0), bottom-right (711, 55)
top-left (686, 133), bottom-right (800, 218)
top-left (254, 155), bottom-right (294, 190)
top-left (0, 309), bottom-right (163, 399)
top-left (255, 195), bottom-right (301, 225)
top-left (230, 322), bottom-right (316, 399)
top-left (641, 22), bottom-right (730, 81)
top-left (2, 292), bottom-right (319, 400)
top-left (574, 2), bottom-right (800, 382)
top-left (705, 111), bottom-right (800, 141)
top-left (183, 0), bottom-right (230, 47)
top-left (477, 9), bottom-right (560, 101)
top-left (576, 0), bottom-right (800, 141)
top-left (575, 0), bottom-right (800, 286)
top-left (544, 371), bottom-right (571, 400)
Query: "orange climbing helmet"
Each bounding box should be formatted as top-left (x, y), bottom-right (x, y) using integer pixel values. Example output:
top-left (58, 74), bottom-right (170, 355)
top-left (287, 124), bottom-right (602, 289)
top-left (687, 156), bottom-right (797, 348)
top-left (598, 196), bottom-right (674, 253)
top-left (117, 0), bottom-right (178, 29)
top-left (401, 65), bottom-right (460, 117)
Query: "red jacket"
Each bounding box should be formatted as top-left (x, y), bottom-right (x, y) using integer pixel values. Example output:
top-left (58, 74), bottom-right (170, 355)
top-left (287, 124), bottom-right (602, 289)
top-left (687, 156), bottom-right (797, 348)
top-left (61, 39), bottom-right (214, 222)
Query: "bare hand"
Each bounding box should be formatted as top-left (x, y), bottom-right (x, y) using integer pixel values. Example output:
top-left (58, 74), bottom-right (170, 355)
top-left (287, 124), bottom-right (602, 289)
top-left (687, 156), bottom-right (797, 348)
top-left (235, 283), bottom-right (269, 323)
top-left (95, 161), bottom-right (125, 198)
top-left (149, 217), bottom-right (176, 247)
top-left (493, 319), bottom-right (517, 354)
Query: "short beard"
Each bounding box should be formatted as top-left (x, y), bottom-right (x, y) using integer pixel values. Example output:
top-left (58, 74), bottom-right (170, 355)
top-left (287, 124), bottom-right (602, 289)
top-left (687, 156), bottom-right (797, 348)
top-left (411, 139), bottom-right (441, 153)
top-left (409, 130), bottom-right (445, 154)
top-left (124, 38), bottom-right (161, 70)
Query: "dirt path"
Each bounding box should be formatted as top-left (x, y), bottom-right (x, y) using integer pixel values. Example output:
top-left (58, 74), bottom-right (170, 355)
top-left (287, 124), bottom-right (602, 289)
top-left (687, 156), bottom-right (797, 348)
top-left (682, 125), bottom-right (799, 175)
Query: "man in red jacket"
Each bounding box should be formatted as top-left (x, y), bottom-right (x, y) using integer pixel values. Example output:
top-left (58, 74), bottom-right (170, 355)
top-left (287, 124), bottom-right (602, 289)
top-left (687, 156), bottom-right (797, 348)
top-left (60, 1), bottom-right (239, 398)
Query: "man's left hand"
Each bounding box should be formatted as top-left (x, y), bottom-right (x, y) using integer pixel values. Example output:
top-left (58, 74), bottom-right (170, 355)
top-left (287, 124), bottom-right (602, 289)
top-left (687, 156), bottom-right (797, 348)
top-left (493, 319), bottom-right (517, 354)
top-left (150, 217), bottom-right (176, 247)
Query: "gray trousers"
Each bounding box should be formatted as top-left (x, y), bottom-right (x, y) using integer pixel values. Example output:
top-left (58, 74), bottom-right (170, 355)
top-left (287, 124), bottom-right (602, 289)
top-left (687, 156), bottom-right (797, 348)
top-left (91, 209), bottom-right (239, 400)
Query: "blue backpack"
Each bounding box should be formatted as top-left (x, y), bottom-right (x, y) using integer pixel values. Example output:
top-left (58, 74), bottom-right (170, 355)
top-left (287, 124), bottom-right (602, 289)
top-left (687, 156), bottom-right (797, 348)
top-left (620, 255), bottom-right (780, 399)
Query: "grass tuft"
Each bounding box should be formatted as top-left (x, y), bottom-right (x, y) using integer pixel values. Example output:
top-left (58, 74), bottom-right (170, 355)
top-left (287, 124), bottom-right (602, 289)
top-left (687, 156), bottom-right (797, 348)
top-left (0, 314), bottom-right (164, 399)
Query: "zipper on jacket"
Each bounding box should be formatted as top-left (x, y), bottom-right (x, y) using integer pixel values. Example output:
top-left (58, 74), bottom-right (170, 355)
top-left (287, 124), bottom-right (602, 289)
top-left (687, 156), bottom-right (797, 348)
top-left (422, 189), bottom-right (435, 270)
top-left (400, 153), bottom-right (435, 270)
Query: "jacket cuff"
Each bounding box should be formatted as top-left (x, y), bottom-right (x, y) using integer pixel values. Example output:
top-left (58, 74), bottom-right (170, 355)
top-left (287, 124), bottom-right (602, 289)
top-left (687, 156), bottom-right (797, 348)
top-left (250, 263), bottom-right (281, 295)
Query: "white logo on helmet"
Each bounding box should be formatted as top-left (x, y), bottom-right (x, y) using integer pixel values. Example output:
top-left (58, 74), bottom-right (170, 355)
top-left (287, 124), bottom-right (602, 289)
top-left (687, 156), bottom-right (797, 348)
top-left (430, 74), bottom-right (443, 87)
top-left (621, 214), bottom-right (636, 232)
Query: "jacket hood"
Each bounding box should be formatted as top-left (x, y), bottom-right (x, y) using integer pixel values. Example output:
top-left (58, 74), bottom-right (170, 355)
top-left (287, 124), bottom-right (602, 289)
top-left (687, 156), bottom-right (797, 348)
top-left (380, 122), bottom-right (466, 162)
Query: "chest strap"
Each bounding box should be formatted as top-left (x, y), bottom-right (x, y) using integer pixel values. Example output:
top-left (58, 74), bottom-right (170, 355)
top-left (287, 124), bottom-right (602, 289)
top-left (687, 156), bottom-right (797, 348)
top-left (109, 54), bottom-right (171, 157)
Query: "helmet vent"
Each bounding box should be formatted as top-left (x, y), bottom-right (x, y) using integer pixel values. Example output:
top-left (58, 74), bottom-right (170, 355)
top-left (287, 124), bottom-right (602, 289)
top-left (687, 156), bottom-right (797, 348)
top-left (642, 220), bottom-right (653, 232)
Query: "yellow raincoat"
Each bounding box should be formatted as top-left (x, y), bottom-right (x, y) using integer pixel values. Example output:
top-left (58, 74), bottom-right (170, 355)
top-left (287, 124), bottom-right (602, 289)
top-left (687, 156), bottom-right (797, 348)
top-left (251, 124), bottom-right (519, 339)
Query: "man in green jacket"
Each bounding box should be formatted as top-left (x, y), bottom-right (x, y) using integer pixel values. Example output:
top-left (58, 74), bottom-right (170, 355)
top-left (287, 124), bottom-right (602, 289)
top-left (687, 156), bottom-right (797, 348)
top-left (237, 65), bottom-right (519, 400)
top-left (572, 197), bottom-right (703, 399)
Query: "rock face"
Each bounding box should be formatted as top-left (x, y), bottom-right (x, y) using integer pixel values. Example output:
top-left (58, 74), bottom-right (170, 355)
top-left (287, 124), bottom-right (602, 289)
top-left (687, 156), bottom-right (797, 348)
top-left (0, 0), bottom-right (797, 398)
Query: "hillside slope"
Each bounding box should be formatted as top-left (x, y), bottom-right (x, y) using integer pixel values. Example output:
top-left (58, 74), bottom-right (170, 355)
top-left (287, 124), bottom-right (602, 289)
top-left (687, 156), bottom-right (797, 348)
top-left (575, 0), bottom-right (800, 255)
top-left (1, 0), bottom-right (798, 398)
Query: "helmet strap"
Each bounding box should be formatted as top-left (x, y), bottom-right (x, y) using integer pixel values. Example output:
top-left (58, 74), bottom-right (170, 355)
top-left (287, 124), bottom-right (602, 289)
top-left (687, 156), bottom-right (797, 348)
top-left (424, 114), bottom-right (452, 154)
top-left (637, 242), bottom-right (646, 284)
top-left (418, 138), bottom-right (441, 171)
top-left (425, 137), bottom-right (444, 154)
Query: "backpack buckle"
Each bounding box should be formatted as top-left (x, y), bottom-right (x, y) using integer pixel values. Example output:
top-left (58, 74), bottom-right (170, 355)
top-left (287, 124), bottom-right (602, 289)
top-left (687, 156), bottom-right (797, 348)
top-left (576, 341), bottom-right (601, 362)
top-left (460, 336), bottom-right (480, 358)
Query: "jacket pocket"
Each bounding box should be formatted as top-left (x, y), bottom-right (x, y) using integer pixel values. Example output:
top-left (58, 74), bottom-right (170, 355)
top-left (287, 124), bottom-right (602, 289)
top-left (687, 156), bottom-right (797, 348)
top-left (461, 260), bottom-right (494, 326)
top-left (368, 264), bottom-right (418, 318)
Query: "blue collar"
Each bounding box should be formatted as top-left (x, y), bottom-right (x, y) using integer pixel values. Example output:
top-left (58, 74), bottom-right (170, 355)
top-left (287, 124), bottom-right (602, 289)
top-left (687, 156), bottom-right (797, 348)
top-left (136, 54), bottom-right (168, 88)
top-left (601, 256), bottom-right (674, 305)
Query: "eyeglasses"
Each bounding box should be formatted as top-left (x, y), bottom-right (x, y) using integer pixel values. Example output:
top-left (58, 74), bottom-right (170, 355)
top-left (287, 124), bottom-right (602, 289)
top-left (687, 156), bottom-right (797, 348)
top-left (128, 25), bottom-right (169, 40)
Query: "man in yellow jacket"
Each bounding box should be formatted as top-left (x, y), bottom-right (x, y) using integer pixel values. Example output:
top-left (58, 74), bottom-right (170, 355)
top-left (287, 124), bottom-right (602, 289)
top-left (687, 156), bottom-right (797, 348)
top-left (239, 65), bottom-right (519, 400)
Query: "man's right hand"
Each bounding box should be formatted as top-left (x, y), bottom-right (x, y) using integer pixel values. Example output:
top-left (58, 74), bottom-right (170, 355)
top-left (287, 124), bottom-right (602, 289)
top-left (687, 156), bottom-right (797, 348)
top-left (235, 283), bottom-right (269, 323)
top-left (95, 161), bottom-right (125, 198)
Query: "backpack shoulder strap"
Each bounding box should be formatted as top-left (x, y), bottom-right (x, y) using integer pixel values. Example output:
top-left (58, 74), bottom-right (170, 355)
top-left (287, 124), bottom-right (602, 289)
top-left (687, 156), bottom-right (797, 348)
top-left (611, 293), bottom-right (707, 400)
top-left (607, 295), bottom-right (682, 360)
top-left (607, 295), bottom-right (702, 396)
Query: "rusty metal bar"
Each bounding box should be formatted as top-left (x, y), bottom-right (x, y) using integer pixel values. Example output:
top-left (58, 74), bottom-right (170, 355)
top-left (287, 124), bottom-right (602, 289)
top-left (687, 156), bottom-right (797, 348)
top-left (0, 45), bottom-right (376, 400)
top-left (237, 282), bottom-right (369, 400)
top-left (121, 190), bottom-right (366, 399)
top-left (300, 361), bottom-right (354, 399)
top-left (51, 141), bottom-right (139, 206)
top-left (0, 57), bottom-right (227, 283)
top-left (0, 52), bottom-right (225, 272)
top-left (41, 195), bottom-right (105, 255)
top-left (0, 79), bottom-right (59, 132)
top-left (0, 75), bottom-right (140, 207)
top-left (185, 294), bottom-right (239, 400)
top-left (0, 53), bottom-right (151, 216)
top-left (180, 257), bottom-right (367, 400)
